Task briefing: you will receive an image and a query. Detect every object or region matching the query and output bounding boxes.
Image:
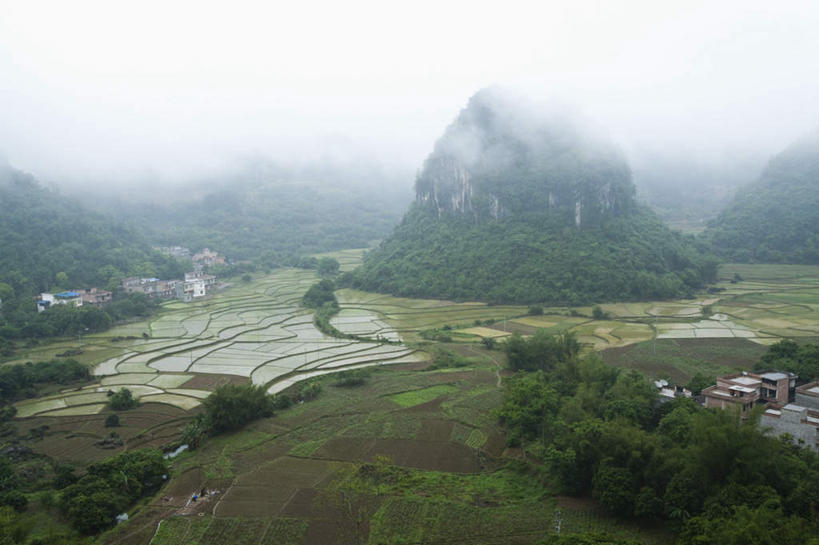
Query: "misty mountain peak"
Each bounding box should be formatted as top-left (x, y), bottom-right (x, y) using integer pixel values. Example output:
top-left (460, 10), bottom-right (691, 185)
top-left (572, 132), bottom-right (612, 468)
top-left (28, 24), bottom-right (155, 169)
top-left (415, 88), bottom-right (634, 226)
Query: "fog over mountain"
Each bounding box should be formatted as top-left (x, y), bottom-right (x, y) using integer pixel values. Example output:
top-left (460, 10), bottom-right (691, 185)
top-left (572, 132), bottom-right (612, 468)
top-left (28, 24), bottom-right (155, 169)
top-left (1, 0), bottom-right (819, 193)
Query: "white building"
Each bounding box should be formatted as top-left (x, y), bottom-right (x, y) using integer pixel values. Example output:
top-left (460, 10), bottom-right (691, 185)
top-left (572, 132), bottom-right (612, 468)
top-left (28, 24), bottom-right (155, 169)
top-left (37, 291), bottom-right (83, 312)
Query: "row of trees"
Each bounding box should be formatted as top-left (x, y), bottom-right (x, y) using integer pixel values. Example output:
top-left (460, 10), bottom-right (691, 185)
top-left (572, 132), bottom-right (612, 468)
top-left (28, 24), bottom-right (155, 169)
top-left (180, 383), bottom-right (319, 449)
top-left (756, 339), bottom-right (819, 381)
top-left (0, 359), bottom-right (88, 405)
top-left (498, 334), bottom-right (819, 544)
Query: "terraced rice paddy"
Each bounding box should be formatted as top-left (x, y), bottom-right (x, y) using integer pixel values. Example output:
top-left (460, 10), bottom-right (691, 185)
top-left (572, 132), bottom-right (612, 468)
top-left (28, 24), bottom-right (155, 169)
top-left (10, 259), bottom-right (819, 419)
top-left (13, 267), bottom-right (423, 418)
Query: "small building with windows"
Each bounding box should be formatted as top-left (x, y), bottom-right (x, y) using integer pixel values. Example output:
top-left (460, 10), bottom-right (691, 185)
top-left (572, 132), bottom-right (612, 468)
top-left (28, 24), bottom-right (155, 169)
top-left (37, 291), bottom-right (84, 312)
top-left (702, 370), bottom-right (797, 417)
top-left (702, 370), bottom-right (816, 450)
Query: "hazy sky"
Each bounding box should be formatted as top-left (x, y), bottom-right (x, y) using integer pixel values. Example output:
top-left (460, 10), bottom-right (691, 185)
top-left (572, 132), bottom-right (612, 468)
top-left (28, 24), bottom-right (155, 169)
top-left (2, 0), bottom-right (819, 185)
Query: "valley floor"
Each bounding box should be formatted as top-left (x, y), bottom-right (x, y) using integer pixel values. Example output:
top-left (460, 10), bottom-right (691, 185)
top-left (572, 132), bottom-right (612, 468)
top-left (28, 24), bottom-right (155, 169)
top-left (5, 253), bottom-right (819, 544)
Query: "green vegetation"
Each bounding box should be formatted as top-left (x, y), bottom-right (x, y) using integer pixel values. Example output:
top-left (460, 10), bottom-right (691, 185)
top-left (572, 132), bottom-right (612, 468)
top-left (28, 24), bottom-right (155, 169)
top-left (0, 166), bottom-right (183, 348)
top-left (317, 256), bottom-right (341, 277)
top-left (755, 339), bottom-right (819, 381)
top-left (703, 130), bottom-right (819, 263)
top-left (504, 330), bottom-right (580, 371)
top-left (351, 206), bottom-right (717, 305)
top-left (302, 278), bottom-right (338, 309)
top-left (601, 339), bottom-right (766, 385)
top-left (332, 369), bottom-right (371, 387)
top-left (108, 388), bottom-right (138, 410)
top-left (104, 159), bottom-right (409, 261)
top-left (536, 535), bottom-right (644, 545)
top-left (349, 89), bottom-right (717, 304)
top-left (104, 413), bottom-right (120, 427)
top-left (60, 449), bottom-right (167, 534)
top-left (201, 384), bottom-right (275, 434)
top-left (0, 359), bottom-right (89, 404)
top-left (390, 384), bottom-right (458, 407)
top-left (498, 333), bottom-right (819, 544)
top-left (1, 258), bottom-right (815, 544)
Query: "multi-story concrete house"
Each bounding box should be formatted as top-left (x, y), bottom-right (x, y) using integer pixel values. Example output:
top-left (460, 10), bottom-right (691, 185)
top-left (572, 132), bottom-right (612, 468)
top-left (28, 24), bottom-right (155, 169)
top-left (702, 370), bottom-right (797, 416)
top-left (702, 371), bottom-right (817, 451)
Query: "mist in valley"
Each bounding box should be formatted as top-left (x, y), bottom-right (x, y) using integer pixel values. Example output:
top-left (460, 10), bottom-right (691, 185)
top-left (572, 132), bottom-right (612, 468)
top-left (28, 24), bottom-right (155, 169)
top-left (0, 0), bottom-right (818, 213)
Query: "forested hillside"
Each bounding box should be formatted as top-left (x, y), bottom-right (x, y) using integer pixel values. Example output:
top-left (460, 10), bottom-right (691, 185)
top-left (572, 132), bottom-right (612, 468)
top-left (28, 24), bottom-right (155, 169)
top-left (703, 131), bottom-right (819, 263)
top-left (350, 89), bottom-right (718, 304)
top-left (0, 164), bottom-right (181, 341)
top-left (102, 159), bottom-right (411, 261)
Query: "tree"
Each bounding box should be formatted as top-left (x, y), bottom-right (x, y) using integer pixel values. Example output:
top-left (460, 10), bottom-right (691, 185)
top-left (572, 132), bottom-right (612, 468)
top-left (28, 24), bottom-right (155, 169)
top-left (317, 257), bottom-right (340, 277)
top-left (495, 372), bottom-right (559, 445)
top-left (504, 330), bottom-right (580, 372)
top-left (104, 414), bottom-right (120, 427)
top-left (0, 283), bottom-right (13, 303)
top-left (54, 272), bottom-right (69, 289)
top-left (593, 462), bottom-right (636, 517)
top-left (108, 388), bottom-right (138, 411)
top-left (202, 384), bottom-right (274, 434)
top-left (303, 279), bottom-right (337, 308)
top-left (0, 491), bottom-right (27, 513)
top-left (685, 373), bottom-right (715, 396)
top-left (592, 306), bottom-right (610, 320)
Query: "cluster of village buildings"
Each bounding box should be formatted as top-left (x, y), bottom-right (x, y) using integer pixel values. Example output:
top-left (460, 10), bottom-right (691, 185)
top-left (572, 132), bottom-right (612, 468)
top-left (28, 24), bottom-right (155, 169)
top-left (658, 370), bottom-right (819, 451)
top-left (37, 248), bottom-right (225, 311)
top-left (703, 371), bottom-right (819, 451)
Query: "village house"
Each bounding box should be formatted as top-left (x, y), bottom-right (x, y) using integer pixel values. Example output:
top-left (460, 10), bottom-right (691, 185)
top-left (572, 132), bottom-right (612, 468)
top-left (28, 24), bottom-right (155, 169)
top-left (702, 371), bottom-right (818, 451)
top-left (192, 248), bottom-right (225, 267)
top-left (78, 287), bottom-right (112, 305)
top-left (176, 278), bottom-right (206, 302)
top-left (37, 287), bottom-right (113, 312)
top-left (122, 271), bottom-right (217, 303)
top-left (185, 270), bottom-right (217, 288)
top-left (37, 291), bottom-right (84, 312)
top-left (122, 277), bottom-right (179, 299)
top-left (702, 370), bottom-right (797, 417)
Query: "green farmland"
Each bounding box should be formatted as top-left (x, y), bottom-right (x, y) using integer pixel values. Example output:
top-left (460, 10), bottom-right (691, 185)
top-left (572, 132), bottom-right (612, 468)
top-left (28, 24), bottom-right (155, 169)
top-left (5, 256), bottom-right (819, 544)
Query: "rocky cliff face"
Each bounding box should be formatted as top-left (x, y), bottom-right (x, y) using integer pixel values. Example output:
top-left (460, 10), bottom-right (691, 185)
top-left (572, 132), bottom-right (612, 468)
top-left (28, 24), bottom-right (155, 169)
top-left (414, 87), bottom-right (635, 227)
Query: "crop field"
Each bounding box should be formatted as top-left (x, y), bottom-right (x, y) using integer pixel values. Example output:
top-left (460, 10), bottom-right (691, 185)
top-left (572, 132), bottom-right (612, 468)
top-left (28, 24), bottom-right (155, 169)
top-left (6, 255), bottom-right (818, 544)
top-left (11, 267), bottom-right (423, 419)
top-left (117, 351), bottom-right (670, 545)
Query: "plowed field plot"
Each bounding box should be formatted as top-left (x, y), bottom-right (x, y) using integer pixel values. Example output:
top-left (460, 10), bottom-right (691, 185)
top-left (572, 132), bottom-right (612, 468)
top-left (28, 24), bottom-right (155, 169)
top-left (602, 338), bottom-right (767, 383)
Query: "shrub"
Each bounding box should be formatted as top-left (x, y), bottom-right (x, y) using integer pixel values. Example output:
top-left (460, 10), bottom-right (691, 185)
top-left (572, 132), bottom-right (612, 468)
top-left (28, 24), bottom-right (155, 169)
top-left (0, 490), bottom-right (27, 512)
top-left (104, 414), bottom-right (120, 427)
top-left (108, 388), bottom-right (138, 411)
top-left (297, 381), bottom-right (322, 402)
top-left (202, 384), bottom-right (274, 434)
top-left (592, 306), bottom-right (611, 320)
top-left (333, 369), bottom-right (371, 387)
